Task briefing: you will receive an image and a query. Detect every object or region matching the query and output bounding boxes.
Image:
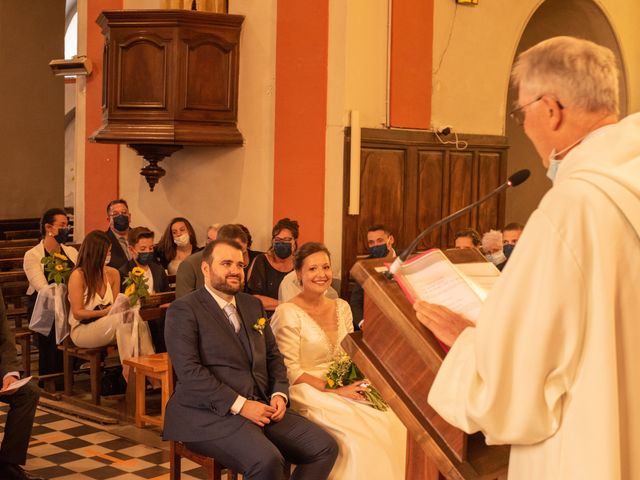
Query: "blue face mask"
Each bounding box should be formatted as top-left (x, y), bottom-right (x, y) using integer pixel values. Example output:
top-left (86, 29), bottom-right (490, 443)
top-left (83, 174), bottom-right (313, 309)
top-left (54, 228), bottom-right (70, 244)
top-left (503, 243), bottom-right (515, 259)
top-left (113, 215), bottom-right (129, 232)
top-left (546, 149), bottom-right (562, 183)
top-left (273, 242), bottom-right (292, 259)
top-left (369, 244), bottom-right (389, 258)
top-left (136, 252), bottom-right (154, 266)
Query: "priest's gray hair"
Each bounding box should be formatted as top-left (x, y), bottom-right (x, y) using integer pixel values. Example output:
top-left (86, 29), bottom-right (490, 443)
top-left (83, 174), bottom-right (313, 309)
top-left (512, 36), bottom-right (620, 114)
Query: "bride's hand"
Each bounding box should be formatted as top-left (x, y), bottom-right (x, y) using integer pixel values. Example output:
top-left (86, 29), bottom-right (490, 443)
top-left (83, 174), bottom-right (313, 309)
top-left (333, 383), bottom-right (368, 401)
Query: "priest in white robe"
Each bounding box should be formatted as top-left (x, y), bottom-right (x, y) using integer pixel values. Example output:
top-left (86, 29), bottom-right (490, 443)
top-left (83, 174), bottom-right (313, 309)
top-left (415, 36), bottom-right (640, 479)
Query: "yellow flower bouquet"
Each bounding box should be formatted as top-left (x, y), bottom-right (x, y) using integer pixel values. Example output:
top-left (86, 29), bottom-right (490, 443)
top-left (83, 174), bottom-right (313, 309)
top-left (41, 252), bottom-right (72, 285)
top-left (325, 353), bottom-right (389, 411)
top-left (122, 266), bottom-right (150, 306)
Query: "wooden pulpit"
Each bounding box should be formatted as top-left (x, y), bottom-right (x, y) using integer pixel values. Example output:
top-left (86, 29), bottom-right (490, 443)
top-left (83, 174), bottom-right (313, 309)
top-left (343, 249), bottom-right (509, 480)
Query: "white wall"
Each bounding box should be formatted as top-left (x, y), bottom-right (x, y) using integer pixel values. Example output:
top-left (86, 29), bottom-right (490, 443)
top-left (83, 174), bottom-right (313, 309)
top-left (431, 0), bottom-right (640, 136)
top-left (325, 0), bottom-right (389, 273)
top-left (119, 0), bottom-right (277, 250)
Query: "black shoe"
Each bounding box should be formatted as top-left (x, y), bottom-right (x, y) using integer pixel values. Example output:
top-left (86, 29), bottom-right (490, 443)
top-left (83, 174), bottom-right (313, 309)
top-left (0, 463), bottom-right (46, 480)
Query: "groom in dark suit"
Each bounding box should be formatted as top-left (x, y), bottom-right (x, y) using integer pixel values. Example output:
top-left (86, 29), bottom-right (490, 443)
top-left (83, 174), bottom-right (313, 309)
top-left (164, 239), bottom-right (338, 480)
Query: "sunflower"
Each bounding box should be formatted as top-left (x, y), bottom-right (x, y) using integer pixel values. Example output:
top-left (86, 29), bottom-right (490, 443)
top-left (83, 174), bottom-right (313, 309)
top-left (53, 252), bottom-right (68, 261)
top-left (55, 264), bottom-right (64, 272)
top-left (131, 266), bottom-right (145, 277)
top-left (124, 283), bottom-right (136, 297)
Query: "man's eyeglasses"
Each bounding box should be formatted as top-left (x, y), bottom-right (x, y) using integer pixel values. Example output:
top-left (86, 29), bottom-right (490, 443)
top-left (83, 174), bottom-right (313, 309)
top-left (509, 96), bottom-right (564, 126)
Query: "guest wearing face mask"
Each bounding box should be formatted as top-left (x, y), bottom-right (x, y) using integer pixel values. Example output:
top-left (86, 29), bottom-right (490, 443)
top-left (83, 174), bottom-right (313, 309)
top-left (105, 199), bottom-right (133, 271)
top-left (246, 217), bottom-right (299, 314)
top-left (23, 208), bottom-right (79, 388)
top-left (502, 222), bottom-right (524, 260)
top-left (119, 227), bottom-right (169, 352)
top-left (481, 229), bottom-right (507, 271)
top-left (349, 224), bottom-right (397, 330)
top-left (155, 217), bottom-right (201, 275)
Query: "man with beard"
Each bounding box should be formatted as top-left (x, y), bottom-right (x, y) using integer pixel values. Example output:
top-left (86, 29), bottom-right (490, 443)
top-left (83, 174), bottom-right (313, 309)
top-left (163, 239), bottom-right (338, 480)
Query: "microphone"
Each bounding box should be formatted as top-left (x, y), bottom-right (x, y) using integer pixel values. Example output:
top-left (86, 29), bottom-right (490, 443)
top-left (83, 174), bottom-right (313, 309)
top-left (387, 169), bottom-right (530, 276)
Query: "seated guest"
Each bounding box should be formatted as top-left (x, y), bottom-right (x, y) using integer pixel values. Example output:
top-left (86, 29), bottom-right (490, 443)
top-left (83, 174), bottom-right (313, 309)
top-left (271, 243), bottom-right (407, 479)
top-left (69, 231), bottom-right (154, 355)
top-left (482, 229), bottom-right (507, 270)
top-left (205, 223), bottom-right (222, 245)
top-left (247, 218), bottom-right (298, 313)
top-left (119, 227), bottom-right (169, 352)
top-left (0, 290), bottom-right (42, 480)
top-left (454, 228), bottom-right (481, 249)
top-left (502, 222), bottom-right (524, 259)
top-left (349, 224), bottom-right (397, 330)
top-left (105, 199), bottom-right (132, 271)
top-left (155, 217), bottom-right (201, 275)
top-left (238, 224), bottom-right (263, 266)
top-left (175, 223), bottom-right (249, 298)
top-left (68, 231), bottom-right (121, 348)
top-left (23, 208), bottom-right (78, 388)
top-left (163, 239), bottom-right (338, 479)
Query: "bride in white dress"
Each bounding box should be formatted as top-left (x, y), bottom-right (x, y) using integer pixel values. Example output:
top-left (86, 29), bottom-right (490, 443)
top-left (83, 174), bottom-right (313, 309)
top-left (271, 242), bottom-right (407, 480)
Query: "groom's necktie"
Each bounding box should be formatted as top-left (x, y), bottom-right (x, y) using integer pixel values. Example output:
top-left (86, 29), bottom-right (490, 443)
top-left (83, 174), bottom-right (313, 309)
top-left (223, 303), bottom-right (241, 334)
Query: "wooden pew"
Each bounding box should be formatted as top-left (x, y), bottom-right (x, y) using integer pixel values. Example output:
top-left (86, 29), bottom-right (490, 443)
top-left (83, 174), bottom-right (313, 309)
top-left (0, 258), bottom-right (25, 271)
top-left (0, 218), bottom-right (39, 240)
top-left (4, 229), bottom-right (40, 240)
top-left (0, 239), bottom-right (38, 248)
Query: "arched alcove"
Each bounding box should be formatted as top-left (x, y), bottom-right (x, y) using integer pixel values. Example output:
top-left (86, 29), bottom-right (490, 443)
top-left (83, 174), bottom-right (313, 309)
top-left (505, 0), bottom-right (627, 223)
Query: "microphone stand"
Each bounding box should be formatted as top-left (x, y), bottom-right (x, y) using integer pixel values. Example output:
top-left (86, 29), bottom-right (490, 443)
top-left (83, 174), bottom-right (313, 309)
top-left (387, 170), bottom-right (529, 278)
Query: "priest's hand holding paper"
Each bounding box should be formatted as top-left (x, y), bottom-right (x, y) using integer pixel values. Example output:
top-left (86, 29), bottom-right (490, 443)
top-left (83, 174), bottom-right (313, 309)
top-left (413, 301), bottom-right (474, 347)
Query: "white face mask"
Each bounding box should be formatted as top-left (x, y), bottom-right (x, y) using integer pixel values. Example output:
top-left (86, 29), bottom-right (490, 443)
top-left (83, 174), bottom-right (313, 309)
top-left (174, 233), bottom-right (190, 247)
top-left (487, 251), bottom-right (506, 266)
top-left (546, 149), bottom-right (562, 182)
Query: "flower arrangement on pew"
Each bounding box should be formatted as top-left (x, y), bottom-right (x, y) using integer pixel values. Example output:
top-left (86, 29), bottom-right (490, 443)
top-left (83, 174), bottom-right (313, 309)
top-left (325, 353), bottom-right (389, 411)
top-left (41, 252), bottom-right (72, 285)
top-left (123, 266), bottom-right (150, 306)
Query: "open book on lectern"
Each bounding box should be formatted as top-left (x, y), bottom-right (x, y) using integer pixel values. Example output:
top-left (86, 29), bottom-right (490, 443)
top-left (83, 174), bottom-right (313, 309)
top-left (393, 248), bottom-right (500, 323)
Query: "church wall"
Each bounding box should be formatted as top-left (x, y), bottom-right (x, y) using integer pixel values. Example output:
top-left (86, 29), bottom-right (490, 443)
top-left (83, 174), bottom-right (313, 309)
top-left (430, 0), bottom-right (640, 226)
top-left (118, 0), bottom-right (278, 250)
top-left (0, 0), bottom-right (65, 219)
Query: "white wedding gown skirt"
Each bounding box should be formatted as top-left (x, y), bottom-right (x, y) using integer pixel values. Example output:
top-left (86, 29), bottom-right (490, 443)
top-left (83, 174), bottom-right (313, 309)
top-left (272, 300), bottom-right (407, 480)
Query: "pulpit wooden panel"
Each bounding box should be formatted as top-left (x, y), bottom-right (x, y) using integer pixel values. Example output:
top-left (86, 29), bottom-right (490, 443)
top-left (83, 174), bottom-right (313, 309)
top-left (343, 252), bottom-right (509, 480)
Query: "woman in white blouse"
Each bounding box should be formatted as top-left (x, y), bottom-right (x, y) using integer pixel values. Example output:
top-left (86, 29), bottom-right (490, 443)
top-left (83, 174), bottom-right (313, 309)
top-left (23, 208), bottom-right (78, 386)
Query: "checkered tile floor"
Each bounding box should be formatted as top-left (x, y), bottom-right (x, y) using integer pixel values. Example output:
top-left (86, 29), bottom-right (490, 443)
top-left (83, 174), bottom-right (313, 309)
top-left (0, 405), bottom-right (215, 479)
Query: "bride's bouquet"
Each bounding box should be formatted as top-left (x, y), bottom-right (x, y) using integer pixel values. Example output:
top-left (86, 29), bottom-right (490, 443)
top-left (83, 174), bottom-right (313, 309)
top-left (325, 353), bottom-right (389, 411)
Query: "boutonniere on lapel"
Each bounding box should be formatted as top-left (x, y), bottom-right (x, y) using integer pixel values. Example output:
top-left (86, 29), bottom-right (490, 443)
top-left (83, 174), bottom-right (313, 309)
top-left (252, 317), bottom-right (269, 335)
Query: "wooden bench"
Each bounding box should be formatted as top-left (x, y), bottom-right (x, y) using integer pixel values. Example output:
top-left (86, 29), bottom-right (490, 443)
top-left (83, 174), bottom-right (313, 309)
top-left (4, 229), bottom-right (40, 240)
top-left (123, 352), bottom-right (172, 428)
top-left (58, 338), bottom-right (109, 405)
top-left (0, 239), bottom-right (38, 248)
top-left (0, 246), bottom-right (32, 260)
top-left (0, 258), bottom-right (25, 271)
top-left (0, 218), bottom-right (40, 240)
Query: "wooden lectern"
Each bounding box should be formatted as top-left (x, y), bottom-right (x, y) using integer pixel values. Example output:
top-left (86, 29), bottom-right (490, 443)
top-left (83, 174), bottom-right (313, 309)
top-left (343, 249), bottom-right (509, 480)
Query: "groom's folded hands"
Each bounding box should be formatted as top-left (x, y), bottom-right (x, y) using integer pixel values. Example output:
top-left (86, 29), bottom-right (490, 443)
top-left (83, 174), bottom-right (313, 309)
top-left (240, 400), bottom-right (277, 427)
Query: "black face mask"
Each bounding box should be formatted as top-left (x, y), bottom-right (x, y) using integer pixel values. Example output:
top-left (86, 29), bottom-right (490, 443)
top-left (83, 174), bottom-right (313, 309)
top-left (136, 252), bottom-right (154, 266)
top-left (273, 242), bottom-right (292, 259)
top-left (369, 244), bottom-right (389, 258)
top-left (54, 228), bottom-right (69, 244)
top-left (113, 215), bottom-right (129, 232)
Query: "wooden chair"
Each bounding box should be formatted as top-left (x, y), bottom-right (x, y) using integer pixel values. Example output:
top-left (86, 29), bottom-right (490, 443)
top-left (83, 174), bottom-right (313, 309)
top-left (123, 352), bottom-right (172, 428)
top-left (14, 328), bottom-right (33, 376)
top-left (58, 338), bottom-right (109, 405)
top-left (168, 359), bottom-right (240, 480)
